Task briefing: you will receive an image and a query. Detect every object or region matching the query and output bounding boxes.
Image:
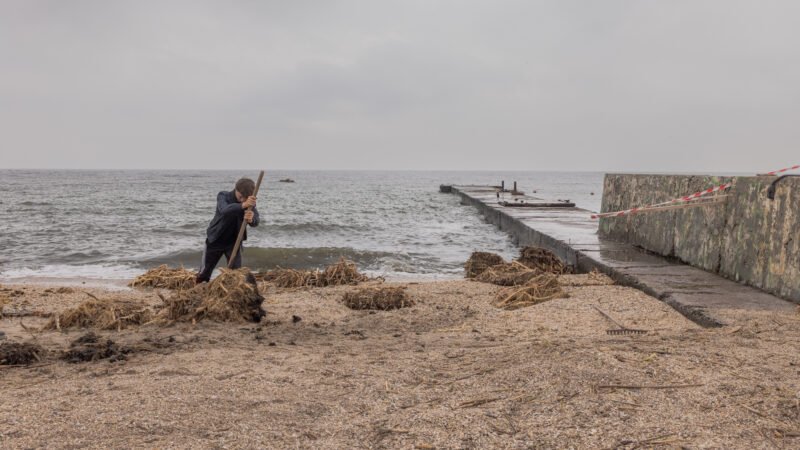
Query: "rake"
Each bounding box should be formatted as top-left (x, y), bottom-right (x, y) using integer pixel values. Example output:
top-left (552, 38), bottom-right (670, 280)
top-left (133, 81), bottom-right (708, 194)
top-left (592, 304), bottom-right (648, 335)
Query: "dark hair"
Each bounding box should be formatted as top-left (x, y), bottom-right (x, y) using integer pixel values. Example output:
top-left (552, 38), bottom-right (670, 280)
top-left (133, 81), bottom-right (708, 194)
top-left (235, 177), bottom-right (255, 198)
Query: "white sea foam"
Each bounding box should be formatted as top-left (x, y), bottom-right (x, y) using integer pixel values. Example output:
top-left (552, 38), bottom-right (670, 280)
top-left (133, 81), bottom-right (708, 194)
top-left (0, 263), bottom-right (141, 281)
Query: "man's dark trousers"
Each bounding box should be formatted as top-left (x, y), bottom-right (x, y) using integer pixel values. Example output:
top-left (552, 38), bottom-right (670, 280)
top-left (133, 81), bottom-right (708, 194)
top-left (196, 240), bottom-right (242, 283)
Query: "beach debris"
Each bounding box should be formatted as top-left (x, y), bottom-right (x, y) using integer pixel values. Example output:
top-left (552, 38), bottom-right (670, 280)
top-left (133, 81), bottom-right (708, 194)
top-left (492, 273), bottom-right (567, 310)
top-left (558, 270), bottom-right (615, 287)
top-left (0, 285), bottom-right (25, 298)
top-left (0, 341), bottom-right (44, 365)
top-left (155, 268), bottom-right (265, 324)
top-left (589, 269), bottom-right (614, 283)
top-left (62, 332), bottom-right (129, 363)
top-left (342, 287), bottom-right (412, 311)
top-left (516, 246), bottom-right (573, 274)
top-left (475, 261), bottom-right (539, 286)
top-left (318, 258), bottom-right (370, 286)
top-left (42, 294), bottom-right (153, 331)
top-left (258, 268), bottom-right (315, 287)
top-left (595, 383), bottom-right (701, 390)
top-left (464, 252), bottom-right (505, 278)
top-left (56, 287), bottom-right (75, 294)
top-left (257, 258), bottom-right (369, 288)
top-left (0, 309), bottom-right (52, 318)
top-left (130, 264), bottom-right (197, 290)
top-left (0, 296), bottom-right (9, 318)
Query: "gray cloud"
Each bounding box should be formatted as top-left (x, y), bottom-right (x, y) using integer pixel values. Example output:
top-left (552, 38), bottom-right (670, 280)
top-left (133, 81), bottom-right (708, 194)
top-left (1, 0), bottom-right (798, 172)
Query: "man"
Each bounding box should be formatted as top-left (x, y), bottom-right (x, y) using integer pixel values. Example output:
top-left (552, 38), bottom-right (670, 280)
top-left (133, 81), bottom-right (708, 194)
top-left (196, 177), bottom-right (260, 283)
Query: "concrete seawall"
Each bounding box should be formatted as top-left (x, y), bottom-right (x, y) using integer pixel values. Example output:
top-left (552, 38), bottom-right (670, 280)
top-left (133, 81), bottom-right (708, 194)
top-left (445, 184), bottom-right (795, 327)
top-left (600, 174), bottom-right (800, 302)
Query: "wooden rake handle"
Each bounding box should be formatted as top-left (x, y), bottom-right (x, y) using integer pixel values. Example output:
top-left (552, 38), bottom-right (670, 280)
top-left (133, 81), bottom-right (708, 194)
top-left (591, 304), bottom-right (627, 329)
top-left (228, 171), bottom-right (264, 269)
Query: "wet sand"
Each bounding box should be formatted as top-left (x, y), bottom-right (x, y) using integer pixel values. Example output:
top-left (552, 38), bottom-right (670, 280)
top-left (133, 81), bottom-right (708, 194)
top-left (2, 276), bottom-right (800, 448)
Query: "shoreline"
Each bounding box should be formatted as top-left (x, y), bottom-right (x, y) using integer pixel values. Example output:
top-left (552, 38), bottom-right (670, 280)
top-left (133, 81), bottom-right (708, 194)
top-left (0, 271), bottom-right (462, 290)
top-left (0, 276), bottom-right (133, 290)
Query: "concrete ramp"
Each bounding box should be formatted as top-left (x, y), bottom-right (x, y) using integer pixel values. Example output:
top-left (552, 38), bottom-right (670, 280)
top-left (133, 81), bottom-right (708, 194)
top-left (445, 184), bottom-right (795, 327)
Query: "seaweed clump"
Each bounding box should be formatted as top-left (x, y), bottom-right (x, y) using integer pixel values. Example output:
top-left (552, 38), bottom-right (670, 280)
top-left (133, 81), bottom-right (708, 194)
top-left (492, 273), bottom-right (567, 310)
top-left (516, 246), bottom-right (573, 274)
top-left (257, 258), bottom-right (369, 288)
top-left (475, 261), bottom-right (540, 286)
top-left (62, 332), bottom-right (129, 363)
top-left (257, 268), bottom-right (315, 288)
top-left (156, 268), bottom-right (265, 324)
top-left (42, 294), bottom-right (153, 331)
top-left (130, 265), bottom-right (197, 290)
top-left (342, 287), bottom-right (411, 311)
top-left (466, 247), bottom-right (573, 286)
top-left (464, 252), bottom-right (505, 278)
top-left (0, 342), bottom-right (44, 365)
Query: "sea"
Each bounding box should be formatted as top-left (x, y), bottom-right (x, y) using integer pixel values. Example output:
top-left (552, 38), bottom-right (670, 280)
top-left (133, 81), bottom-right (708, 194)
top-left (0, 170), bottom-right (604, 284)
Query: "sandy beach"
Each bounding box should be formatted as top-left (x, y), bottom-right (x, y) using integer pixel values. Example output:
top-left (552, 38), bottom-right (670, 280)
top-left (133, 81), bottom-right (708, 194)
top-left (3, 275), bottom-right (800, 448)
top-left (4, 0), bottom-right (800, 447)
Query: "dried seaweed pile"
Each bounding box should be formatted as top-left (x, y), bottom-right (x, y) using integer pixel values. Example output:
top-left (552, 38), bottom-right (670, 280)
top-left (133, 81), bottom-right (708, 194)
top-left (558, 269), bottom-right (615, 286)
top-left (63, 332), bottom-right (129, 363)
top-left (588, 269), bottom-right (614, 284)
top-left (320, 258), bottom-right (370, 286)
top-left (0, 295), bottom-right (9, 319)
top-left (0, 342), bottom-right (44, 365)
top-left (257, 258), bottom-right (369, 288)
top-left (475, 261), bottom-right (540, 286)
top-left (464, 252), bottom-right (505, 278)
top-left (466, 247), bottom-right (574, 286)
top-left (42, 294), bottom-right (153, 331)
top-left (0, 285), bottom-right (24, 298)
top-left (155, 268), bottom-right (265, 323)
top-left (492, 273), bottom-right (567, 310)
top-left (130, 264), bottom-right (197, 290)
top-left (342, 287), bottom-right (411, 311)
top-left (256, 268), bottom-right (314, 287)
top-left (516, 246), bottom-right (573, 274)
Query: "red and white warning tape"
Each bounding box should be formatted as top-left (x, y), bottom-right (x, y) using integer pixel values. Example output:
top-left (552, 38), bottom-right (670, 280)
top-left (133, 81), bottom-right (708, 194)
top-left (591, 163), bottom-right (799, 219)
top-left (590, 183), bottom-right (730, 219)
top-left (767, 164), bottom-right (800, 175)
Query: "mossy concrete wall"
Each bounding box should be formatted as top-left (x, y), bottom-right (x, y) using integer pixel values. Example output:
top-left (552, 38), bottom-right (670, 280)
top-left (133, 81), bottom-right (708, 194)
top-left (600, 174), bottom-right (800, 301)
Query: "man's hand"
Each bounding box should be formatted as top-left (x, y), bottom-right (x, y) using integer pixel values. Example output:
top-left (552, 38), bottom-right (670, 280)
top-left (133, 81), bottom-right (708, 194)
top-left (241, 195), bottom-right (257, 209)
top-left (244, 210), bottom-right (254, 223)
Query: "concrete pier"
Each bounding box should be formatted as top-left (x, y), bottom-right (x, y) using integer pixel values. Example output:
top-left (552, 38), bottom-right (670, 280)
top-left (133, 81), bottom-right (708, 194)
top-left (444, 184), bottom-right (795, 327)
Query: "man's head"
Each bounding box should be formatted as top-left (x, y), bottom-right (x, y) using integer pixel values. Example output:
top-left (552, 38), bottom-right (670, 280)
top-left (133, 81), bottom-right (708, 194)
top-left (234, 177), bottom-right (255, 202)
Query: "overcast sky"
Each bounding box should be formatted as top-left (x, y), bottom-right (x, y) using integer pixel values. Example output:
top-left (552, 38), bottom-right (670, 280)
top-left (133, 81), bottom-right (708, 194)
top-left (1, 1), bottom-right (798, 172)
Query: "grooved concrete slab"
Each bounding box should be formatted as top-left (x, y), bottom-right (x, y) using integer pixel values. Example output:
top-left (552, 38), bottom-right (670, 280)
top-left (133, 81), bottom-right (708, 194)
top-left (447, 185), bottom-right (795, 327)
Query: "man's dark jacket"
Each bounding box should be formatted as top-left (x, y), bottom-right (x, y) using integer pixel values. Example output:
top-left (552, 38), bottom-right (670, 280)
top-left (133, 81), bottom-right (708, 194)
top-left (206, 190), bottom-right (259, 247)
